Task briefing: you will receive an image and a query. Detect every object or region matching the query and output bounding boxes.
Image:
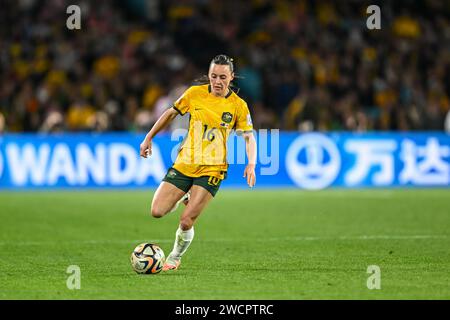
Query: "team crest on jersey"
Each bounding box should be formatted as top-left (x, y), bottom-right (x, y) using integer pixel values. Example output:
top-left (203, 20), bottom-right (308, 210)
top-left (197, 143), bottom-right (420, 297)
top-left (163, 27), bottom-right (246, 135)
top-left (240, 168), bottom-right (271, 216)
top-left (221, 112), bottom-right (233, 123)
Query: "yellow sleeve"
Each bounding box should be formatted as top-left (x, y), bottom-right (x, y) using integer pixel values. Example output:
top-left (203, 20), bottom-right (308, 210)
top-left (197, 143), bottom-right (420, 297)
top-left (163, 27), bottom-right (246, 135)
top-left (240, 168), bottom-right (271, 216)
top-left (172, 87), bottom-right (193, 116)
top-left (235, 101), bottom-right (253, 132)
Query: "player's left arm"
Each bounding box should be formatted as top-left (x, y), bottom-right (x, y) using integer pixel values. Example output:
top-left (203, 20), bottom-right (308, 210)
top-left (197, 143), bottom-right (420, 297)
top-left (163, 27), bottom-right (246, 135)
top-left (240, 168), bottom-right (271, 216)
top-left (243, 131), bottom-right (257, 188)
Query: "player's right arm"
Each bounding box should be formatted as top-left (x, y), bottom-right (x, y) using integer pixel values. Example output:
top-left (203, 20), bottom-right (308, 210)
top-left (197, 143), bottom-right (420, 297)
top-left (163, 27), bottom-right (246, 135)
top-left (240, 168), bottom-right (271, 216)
top-left (140, 86), bottom-right (192, 158)
top-left (140, 107), bottom-right (179, 158)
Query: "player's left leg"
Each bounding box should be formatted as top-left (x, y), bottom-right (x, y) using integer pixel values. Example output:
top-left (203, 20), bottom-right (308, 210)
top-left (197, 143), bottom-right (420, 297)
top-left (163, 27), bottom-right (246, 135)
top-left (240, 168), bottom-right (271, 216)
top-left (164, 179), bottom-right (220, 270)
top-left (179, 185), bottom-right (213, 230)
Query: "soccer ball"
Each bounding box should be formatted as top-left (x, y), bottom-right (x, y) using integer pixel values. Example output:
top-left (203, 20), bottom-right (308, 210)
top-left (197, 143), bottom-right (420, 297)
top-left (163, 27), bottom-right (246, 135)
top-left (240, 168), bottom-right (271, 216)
top-left (130, 243), bottom-right (165, 274)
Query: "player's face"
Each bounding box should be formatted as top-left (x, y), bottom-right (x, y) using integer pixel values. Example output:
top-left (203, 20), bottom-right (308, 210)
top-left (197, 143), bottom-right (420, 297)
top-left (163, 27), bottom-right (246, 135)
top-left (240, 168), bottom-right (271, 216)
top-left (208, 63), bottom-right (234, 97)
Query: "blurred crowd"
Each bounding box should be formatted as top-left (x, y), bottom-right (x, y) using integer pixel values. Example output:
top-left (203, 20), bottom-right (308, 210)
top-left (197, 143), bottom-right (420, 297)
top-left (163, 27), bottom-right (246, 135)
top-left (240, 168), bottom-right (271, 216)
top-left (0, 0), bottom-right (449, 133)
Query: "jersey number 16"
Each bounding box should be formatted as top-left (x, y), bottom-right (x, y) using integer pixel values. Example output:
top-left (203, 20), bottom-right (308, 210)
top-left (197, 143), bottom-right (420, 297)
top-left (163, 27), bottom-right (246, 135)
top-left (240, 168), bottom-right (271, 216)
top-left (202, 125), bottom-right (216, 142)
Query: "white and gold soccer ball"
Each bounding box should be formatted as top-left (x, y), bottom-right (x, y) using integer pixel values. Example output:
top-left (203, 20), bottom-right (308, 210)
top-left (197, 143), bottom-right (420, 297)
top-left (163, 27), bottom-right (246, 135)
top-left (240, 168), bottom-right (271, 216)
top-left (130, 243), bottom-right (165, 274)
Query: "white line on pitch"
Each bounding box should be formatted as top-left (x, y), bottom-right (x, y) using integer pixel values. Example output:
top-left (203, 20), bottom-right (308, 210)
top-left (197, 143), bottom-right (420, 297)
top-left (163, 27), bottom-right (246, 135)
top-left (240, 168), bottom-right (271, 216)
top-left (0, 234), bottom-right (447, 246)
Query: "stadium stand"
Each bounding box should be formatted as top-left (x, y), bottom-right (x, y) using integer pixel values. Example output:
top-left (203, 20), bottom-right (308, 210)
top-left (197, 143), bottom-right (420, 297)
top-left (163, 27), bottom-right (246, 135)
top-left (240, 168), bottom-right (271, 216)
top-left (0, 0), bottom-right (449, 132)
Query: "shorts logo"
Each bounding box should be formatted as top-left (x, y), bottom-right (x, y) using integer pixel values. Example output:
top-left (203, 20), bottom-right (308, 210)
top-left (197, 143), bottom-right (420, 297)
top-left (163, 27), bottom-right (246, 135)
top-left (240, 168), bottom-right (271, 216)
top-left (167, 169), bottom-right (177, 178)
top-left (207, 176), bottom-right (220, 186)
top-left (221, 112), bottom-right (233, 124)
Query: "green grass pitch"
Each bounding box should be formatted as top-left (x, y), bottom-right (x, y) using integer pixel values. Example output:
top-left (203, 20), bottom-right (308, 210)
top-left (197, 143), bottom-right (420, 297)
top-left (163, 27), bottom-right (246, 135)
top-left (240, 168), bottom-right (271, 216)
top-left (0, 189), bottom-right (449, 299)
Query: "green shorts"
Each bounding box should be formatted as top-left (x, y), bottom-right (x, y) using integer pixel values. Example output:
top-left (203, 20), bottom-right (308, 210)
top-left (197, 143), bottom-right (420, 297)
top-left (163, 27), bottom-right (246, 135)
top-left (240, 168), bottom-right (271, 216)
top-left (162, 167), bottom-right (224, 197)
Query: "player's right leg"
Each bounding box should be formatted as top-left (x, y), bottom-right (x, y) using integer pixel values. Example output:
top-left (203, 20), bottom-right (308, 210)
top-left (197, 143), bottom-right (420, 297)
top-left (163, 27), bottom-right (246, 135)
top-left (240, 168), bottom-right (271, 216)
top-left (150, 182), bottom-right (186, 218)
top-left (151, 167), bottom-right (193, 218)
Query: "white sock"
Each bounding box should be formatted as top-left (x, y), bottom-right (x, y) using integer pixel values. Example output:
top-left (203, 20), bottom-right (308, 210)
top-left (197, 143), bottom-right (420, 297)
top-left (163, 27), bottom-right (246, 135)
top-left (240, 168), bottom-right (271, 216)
top-left (169, 226), bottom-right (194, 260)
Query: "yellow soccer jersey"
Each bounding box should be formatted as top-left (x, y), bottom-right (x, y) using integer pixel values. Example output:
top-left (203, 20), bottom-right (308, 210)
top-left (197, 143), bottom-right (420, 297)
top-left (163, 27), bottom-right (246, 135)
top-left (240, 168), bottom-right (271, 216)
top-left (172, 84), bottom-right (253, 179)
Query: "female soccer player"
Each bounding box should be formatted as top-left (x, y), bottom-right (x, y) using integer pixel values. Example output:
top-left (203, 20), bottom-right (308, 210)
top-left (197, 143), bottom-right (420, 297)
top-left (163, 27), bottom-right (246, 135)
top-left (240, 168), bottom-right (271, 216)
top-left (139, 54), bottom-right (256, 271)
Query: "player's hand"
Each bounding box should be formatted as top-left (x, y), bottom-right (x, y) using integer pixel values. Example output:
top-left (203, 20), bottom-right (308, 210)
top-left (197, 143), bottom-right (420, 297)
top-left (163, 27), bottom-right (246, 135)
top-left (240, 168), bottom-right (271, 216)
top-left (243, 164), bottom-right (256, 188)
top-left (140, 138), bottom-right (152, 158)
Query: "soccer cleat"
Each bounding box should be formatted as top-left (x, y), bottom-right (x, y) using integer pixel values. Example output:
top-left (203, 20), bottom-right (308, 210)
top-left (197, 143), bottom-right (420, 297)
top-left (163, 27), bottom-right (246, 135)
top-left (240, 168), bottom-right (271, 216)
top-left (169, 191), bottom-right (191, 213)
top-left (162, 254), bottom-right (181, 271)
